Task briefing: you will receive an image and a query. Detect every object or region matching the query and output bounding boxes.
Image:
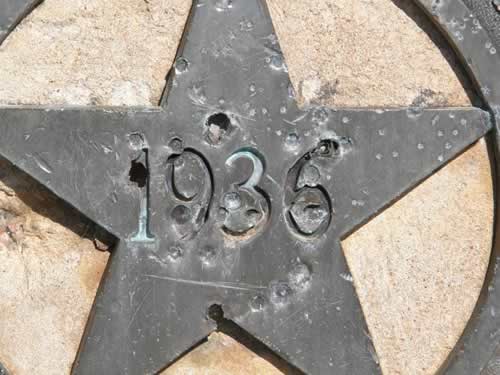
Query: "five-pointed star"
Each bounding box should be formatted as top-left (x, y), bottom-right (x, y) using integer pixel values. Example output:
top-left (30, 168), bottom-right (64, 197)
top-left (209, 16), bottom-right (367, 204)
top-left (0, 0), bottom-right (492, 374)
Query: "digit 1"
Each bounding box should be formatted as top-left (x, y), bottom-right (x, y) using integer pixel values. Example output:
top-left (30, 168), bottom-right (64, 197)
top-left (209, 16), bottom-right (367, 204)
top-left (130, 147), bottom-right (155, 242)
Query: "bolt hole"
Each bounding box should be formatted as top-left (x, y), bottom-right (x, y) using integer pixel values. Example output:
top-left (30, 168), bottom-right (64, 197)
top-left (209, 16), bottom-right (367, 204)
top-left (207, 304), bottom-right (225, 323)
top-left (207, 113), bottom-right (230, 131)
top-left (129, 158), bottom-right (148, 188)
top-left (317, 139), bottom-right (339, 156)
top-left (206, 113), bottom-right (231, 144)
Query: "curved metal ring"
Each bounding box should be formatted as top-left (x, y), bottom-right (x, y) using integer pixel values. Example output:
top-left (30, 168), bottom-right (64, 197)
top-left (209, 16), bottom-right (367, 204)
top-left (413, 1), bottom-right (500, 374)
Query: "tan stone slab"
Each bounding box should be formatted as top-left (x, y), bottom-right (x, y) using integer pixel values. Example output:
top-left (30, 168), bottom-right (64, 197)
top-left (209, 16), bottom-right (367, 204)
top-left (163, 332), bottom-right (285, 375)
top-left (0, 1), bottom-right (493, 375)
top-left (0, 160), bottom-right (109, 375)
top-left (0, 0), bottom-right (191, 106)
top-left (343, 139), bottom-right (493, 375)
top-left (268, 0), bottom-right (474, 108)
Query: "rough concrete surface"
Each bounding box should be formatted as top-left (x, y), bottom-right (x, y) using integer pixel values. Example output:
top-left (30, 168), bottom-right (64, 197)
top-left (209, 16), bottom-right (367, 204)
top-left (0, 0), bottom-right (493, 374)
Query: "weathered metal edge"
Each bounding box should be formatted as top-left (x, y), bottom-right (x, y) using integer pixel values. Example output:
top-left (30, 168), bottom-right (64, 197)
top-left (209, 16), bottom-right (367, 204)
top-left (414, 0), bottom-right (500, 374)
top-left (0, 0), bottom-right (43, 45)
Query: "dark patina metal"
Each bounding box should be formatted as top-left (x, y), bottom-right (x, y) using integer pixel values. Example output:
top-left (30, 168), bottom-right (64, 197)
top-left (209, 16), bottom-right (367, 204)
top-left (0, 0), bottom-right (499, 374)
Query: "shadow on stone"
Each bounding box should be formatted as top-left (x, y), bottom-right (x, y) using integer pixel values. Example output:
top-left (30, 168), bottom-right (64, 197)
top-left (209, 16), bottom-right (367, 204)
top-left (0, 157), bottom-right (116, 251)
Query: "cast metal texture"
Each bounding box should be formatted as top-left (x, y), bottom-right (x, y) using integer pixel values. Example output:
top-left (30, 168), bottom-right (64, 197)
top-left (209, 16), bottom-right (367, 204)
top-left (0, 0), bottom-right (499, 374)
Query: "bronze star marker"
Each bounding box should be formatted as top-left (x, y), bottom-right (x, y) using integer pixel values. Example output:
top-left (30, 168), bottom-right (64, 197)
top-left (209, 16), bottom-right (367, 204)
top-left (0, 0), bottom-right (498, 374)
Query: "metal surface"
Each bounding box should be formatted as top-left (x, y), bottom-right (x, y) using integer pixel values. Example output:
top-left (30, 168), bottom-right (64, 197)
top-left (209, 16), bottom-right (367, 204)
top-left (0, 0), bottom-right (499, 374)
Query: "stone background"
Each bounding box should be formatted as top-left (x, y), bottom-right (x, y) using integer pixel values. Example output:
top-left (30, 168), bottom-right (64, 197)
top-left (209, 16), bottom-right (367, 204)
top-left (0, 0), bottom-right (493, 374)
